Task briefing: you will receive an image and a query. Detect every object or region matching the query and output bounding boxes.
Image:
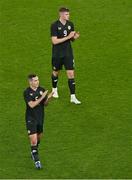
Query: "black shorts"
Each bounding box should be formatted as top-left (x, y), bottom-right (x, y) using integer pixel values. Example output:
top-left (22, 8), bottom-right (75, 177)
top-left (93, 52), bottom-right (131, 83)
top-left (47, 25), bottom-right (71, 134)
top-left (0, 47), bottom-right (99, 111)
top-left (52, 56), bottom-right (75, 71)
top-left (26, 117), bottom-right (44, 135)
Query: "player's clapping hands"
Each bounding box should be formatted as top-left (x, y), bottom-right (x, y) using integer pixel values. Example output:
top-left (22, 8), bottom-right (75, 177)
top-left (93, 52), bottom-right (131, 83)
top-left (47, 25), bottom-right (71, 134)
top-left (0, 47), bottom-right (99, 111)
top-left (74, 32), bottom-right (80, 39)
top-left (68, 31), bottom-right (76, 39)
top-left (68, 31), bottom-right (80, 40)
top-left (48, 92), bottom-right (54, 99)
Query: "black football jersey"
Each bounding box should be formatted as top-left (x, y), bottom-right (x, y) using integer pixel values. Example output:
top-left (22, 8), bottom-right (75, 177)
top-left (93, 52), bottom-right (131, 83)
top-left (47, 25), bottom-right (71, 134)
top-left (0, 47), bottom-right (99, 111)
top-left (51, 20), bottom-right (74, 57)
top-left (23, 86), bottom-right (47, 122)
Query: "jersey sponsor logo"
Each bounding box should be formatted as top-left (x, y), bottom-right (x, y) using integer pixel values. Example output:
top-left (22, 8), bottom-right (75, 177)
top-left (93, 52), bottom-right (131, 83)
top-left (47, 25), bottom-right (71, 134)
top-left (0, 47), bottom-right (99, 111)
top-left (68, 25), bottom-right (71, 30)
top-left (58, 27), bottom-right (61, 30)
top-left (40, 91), bottom-right (43, 95)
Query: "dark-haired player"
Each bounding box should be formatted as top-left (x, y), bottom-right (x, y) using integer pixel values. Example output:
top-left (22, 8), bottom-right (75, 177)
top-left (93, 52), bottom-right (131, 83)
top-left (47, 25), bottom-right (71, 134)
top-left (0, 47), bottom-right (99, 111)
top-left (51, 7), bottom-right (81, 104)
top-left (23, 74), bottom-right (52, 169)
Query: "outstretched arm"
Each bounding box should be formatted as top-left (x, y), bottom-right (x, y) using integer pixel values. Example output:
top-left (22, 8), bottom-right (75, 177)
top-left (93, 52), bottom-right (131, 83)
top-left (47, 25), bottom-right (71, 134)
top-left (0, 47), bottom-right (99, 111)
top-left (73, 32), bottom-right (80, 40)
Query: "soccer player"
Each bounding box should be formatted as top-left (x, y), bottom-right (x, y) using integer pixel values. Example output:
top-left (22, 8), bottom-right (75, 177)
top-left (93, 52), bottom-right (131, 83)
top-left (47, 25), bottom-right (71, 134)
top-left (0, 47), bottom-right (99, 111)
top-left (51, 7), bottom-right (81, 104)
top-left (23, 74), bottom-right (52, 169)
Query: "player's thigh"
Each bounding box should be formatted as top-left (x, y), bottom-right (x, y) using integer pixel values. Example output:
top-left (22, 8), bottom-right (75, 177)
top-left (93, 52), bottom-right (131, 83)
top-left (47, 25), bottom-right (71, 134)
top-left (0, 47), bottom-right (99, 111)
top-left (37, 122), bottom-right (44, 135)
top-left (26, 118), bottom-right (37, 136)
top-left (52, 57), bottom-right (63, 71)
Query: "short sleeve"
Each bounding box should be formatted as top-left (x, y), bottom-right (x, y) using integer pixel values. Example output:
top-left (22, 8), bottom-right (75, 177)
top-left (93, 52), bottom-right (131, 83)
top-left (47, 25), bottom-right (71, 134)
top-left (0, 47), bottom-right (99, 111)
top-left (23, 90), bottom-right (33, 104)
top-left (71, 22), bottom-right (74, 31)
top-left (51, 23), bottom-right (58, 37)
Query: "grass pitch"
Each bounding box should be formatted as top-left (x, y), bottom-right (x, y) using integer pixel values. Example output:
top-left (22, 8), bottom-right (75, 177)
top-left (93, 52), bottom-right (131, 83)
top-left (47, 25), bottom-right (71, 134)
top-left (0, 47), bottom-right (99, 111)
top-left (0, 0), bottom-right (131, 178)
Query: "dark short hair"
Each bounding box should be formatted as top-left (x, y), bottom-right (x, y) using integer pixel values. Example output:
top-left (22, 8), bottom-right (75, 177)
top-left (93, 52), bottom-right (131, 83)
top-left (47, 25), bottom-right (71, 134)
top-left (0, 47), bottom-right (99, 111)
top-left (59, 7), bottom-right (69, 13)
top-left (28, 74), bottom-right (37, 80)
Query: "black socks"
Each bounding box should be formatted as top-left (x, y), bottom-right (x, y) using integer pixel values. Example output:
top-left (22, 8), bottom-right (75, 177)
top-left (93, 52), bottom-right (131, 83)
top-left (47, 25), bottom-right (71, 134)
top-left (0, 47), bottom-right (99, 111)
top-left (52, 75), bottom-right (75, 95)
top-left (68, 79), bottom-right (75, 95)
top-left (31, 145), bottom-right (39, 162)
top-left (52, 74), bottom-right (58, 88)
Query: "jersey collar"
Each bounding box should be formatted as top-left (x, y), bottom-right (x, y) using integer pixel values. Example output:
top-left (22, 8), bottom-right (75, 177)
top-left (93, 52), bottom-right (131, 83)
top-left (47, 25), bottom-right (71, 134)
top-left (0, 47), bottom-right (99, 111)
top-left (58, 19), bottom-right (68, 27)
top-left (29, 86), bottom-right (39, 92)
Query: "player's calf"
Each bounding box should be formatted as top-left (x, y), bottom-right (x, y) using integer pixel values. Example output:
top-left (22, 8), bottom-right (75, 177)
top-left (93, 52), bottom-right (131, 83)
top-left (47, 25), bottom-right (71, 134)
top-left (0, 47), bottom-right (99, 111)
top-left (31, 145), bottom-right (39, 162)
top-left (29, 134), bottom-right (40, 162)
top-left (68, 78), bottom-right (81, 104)
top-left (52, 73), bottom-right (59, 98)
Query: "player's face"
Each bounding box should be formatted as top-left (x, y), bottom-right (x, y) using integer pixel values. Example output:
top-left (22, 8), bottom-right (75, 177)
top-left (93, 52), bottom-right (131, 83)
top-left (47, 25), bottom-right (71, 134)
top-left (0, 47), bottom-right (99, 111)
top-left (30, 76), bottom-right (39, 88)
top-left (60, 12), bottom-right (70, 21)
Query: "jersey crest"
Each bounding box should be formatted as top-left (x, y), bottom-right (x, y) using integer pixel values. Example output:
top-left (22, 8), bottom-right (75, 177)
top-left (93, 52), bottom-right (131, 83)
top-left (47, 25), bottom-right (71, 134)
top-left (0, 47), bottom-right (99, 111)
top-left (58, 27), bottom-right (61, 30)
top-left (68, 25), bottom-right (71, 30)
top-left (40, 91), bottom-right (43, 95)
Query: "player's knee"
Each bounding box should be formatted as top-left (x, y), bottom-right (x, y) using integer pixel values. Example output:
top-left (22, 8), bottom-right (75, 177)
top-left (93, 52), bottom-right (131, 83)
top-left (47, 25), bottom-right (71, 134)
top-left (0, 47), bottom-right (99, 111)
top-left (31, 140), bottom-right (37, 146)
top-left (31, 137), bottom-right (37, 146)
top-left (52, 71), bottom-right (59, 77)
top-left (67, 71), bottom-right (74, 79)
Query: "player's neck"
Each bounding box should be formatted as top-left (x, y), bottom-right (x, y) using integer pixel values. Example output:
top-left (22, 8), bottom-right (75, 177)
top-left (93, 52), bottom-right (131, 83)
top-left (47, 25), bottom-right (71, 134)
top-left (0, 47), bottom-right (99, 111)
top-left (59, 18), bottom-right (67, 25)
top-left (30, 85), bottom-right (38, 91)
